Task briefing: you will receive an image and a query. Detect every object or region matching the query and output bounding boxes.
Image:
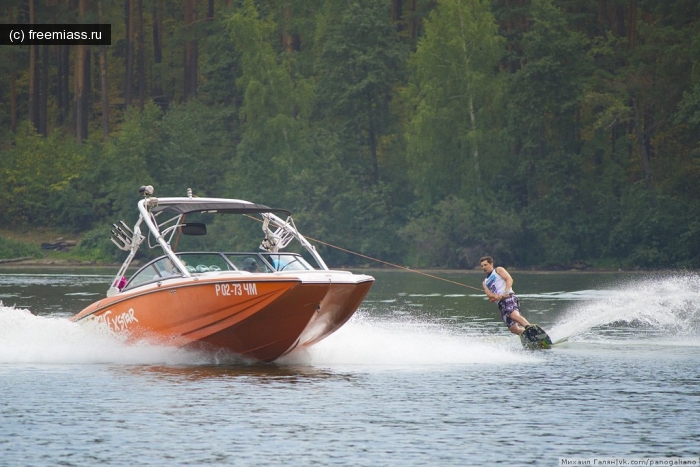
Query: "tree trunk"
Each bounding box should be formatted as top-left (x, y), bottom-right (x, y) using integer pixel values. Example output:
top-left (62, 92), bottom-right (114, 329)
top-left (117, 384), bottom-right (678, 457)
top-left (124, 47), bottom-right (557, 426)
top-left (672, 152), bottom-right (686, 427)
top-left (632, 97), bottom-right (653, 191)
top-left (125, 0), bottom-right (134, 107)
top-left (391, 0), bottom-right (403, 31)
top-left (469, 95), bottom-right (481, 196)
top-left (409, 0), bottom-right (418, 42)
top-left (184, 0), bottom-right (198, 100)
top-left (100, 45), bottom-right (109, 141)
top-left (29, 0), bottom-right (40, 132)
top-left (367, 96), bottom-right (379, 185)
top-left (74, 0), bottom-right (90, 142)
top-left (628, 0), bottom-right (637, 50)
top-left (98, 2), bottom-right (109, 140)
top-left (282, 1), bottom-right (294, 53)
top-left (86, 49), bottom-right (91, 136)
top-left (152, 0), bottom-right (163, 97)
top-left (74, 44), bottom-right (91, 141)
top-left (57, 45), bottom-right (71, 125)
top-left (8, 5), bottom-right (17, 132)
top-left (10, 70), bottom-right (17, 133)
top-left (136, 0), bottom-right (145, 110)
top-left (39, 43), bottom-right (49, 136)
top-left (74, 44), bottom-right (86, 140)
top-left (56, 46), bottom-right (63, 125)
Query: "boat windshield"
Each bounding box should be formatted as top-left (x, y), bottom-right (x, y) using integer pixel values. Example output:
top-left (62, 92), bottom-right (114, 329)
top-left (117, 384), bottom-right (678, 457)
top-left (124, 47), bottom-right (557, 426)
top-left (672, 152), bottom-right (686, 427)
top-left (123, 256), bottom-right (183, 291)
top-left (176, 253), bottom-right (234, 273)
top-left (260, 253), bottom-right (314, 272)
top-left (122, 252), bottom-right (315, 292)
top-left (224, 254), bottom-right (272, 273)
top-left (224, 253), bottom-right (313, 272)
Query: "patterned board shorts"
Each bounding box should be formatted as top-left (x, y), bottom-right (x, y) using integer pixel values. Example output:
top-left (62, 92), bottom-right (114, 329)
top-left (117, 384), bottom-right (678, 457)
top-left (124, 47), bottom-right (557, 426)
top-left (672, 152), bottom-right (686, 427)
top-left (497, 294), bottom-right (521, 328)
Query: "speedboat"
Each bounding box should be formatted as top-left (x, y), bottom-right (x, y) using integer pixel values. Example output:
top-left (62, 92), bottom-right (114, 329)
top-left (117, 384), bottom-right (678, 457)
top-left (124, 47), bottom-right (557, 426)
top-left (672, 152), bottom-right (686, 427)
top-left (71, 186), bottom-right (374, 362)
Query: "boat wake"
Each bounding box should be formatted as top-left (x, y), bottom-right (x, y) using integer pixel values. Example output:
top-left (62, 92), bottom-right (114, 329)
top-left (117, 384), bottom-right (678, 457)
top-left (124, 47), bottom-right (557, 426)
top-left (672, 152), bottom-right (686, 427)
top-left (280, 311), bottom-right (537, 368)
top-left (548, 273), bottom-right (700, 345)
top-left (0, 304), bottom-right (210, 365)
top-left (0, 304), bottom-right (535, 367)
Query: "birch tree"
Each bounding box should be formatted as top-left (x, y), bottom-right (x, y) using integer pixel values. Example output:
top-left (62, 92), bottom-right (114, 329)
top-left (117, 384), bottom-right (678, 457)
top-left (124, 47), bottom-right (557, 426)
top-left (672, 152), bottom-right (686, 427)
top-left (404, 0), bottom-right (504, 204)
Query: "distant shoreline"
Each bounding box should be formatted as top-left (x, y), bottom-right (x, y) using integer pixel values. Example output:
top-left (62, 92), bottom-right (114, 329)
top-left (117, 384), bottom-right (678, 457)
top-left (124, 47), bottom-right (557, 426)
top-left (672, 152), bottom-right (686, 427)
top-left (0, 259), bottom-right (119, 270)
top-left (0, 258), bottom-right (676, 274)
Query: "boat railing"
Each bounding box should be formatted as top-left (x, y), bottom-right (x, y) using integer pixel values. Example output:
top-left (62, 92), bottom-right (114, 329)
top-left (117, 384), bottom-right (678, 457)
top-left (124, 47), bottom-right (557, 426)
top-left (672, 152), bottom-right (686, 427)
top-left (106, 188), bottom-right (330, 297)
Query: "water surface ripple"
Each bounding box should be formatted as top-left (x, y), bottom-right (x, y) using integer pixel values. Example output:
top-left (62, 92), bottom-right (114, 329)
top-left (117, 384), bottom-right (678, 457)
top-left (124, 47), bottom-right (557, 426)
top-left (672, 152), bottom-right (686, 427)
top-left (1, 270), bottom-right (698, 465)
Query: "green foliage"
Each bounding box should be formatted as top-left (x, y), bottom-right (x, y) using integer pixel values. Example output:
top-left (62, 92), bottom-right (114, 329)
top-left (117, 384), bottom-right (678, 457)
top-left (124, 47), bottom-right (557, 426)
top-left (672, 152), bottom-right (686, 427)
top-left (676, 83), bottom-right (700, 126)
top-left (608, 188), bottom-right (700, 268)
top-left (319, 180), bottom-right (407, 266)
top-left (2, 0), bottom-right (699, 269)
top-left (74, 225), bottom-right (127, 263)
top-left (0, 123), bottom-right (90, 229)
top-left (404, 0), bottom-right (505, 204)
top-left (100, 103), bottom-right (162, 219)
top-left (152, 100), bottom-right (234, 197)
top-left (198, 12), bottom-right (243, 107)
top-left (315, 0), bottom-right (408, 184)
top-left (400, 196), bottom-right (522, 268)
top-left (224, 0), bottom-right (316, 203)
top-left (97, 100), bottom-right (233, 217)
top-left (0, 236), bottom-right (42, 260)
top-left (508, 0), bottom-right (590, 155)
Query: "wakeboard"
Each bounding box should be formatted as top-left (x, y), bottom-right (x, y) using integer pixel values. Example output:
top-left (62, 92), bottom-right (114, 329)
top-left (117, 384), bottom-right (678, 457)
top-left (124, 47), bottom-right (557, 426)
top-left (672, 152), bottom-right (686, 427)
top-left (520, 324), bottom-right (553, 350)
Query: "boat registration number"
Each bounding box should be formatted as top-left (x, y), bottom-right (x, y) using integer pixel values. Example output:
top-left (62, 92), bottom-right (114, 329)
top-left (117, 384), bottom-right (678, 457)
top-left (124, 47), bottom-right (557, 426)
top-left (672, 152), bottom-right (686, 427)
top-left (215, 283), bottom-right (257, 297)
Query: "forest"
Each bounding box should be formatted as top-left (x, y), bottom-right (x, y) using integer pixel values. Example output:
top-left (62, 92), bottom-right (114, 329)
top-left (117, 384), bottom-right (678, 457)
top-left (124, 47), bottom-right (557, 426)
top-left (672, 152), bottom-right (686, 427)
top-left (0, 0), bottom-right (699, 269)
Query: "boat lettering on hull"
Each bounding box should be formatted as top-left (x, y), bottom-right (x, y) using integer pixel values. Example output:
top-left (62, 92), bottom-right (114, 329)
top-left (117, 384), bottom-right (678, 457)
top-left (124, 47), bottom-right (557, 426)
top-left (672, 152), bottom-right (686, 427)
top-left (214, 283), bottom-right (257, 297)
top-left (97, 308), bottom-right (139, 333)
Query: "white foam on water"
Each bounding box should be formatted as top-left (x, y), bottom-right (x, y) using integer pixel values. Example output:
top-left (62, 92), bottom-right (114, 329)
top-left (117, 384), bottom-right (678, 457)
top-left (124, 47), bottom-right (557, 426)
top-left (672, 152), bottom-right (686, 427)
top-left (281, 312), bottom-right (538, 368)
top-left (519, 290), bottom-right (615, 300)
top-left (1, 304), bottom-right (535, 368)
top-left (0, 305), bottom-right (209, 365)
top-left (549, 273), bottom-right (700, 345)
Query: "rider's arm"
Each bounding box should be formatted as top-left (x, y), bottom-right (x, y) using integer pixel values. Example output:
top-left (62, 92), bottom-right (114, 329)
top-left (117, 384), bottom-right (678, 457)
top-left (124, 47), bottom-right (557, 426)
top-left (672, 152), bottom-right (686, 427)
top-left (483, 281), bottom-right (499, 301)
top-left (496, 267), bottom-right (514, 296)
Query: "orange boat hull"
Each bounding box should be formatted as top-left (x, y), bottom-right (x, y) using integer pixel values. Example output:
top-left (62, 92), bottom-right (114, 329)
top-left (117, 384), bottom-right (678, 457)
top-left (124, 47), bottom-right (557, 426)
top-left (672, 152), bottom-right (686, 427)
top-left (297, 280), bottom-right (375, 349)
top-left (72, 275), bottom-right (374, 362)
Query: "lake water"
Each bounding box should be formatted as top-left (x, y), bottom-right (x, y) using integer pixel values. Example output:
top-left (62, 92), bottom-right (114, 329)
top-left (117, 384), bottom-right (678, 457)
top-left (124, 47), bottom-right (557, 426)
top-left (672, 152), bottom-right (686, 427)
top-left (1, 269), bottom-right (699, 466)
